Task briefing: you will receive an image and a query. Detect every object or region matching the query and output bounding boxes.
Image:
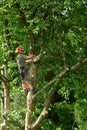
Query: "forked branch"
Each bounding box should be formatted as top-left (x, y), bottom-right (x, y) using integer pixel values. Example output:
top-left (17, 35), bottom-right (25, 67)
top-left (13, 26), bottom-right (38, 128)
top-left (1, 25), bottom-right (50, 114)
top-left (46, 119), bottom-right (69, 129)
top-left (31, 58), bottom-right (87, 129)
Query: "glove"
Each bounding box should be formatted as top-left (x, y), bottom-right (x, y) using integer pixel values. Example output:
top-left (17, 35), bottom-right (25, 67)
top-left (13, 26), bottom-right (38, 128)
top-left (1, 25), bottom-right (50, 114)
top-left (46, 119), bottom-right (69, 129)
top-left (33, 54), bottom-right (36, 59)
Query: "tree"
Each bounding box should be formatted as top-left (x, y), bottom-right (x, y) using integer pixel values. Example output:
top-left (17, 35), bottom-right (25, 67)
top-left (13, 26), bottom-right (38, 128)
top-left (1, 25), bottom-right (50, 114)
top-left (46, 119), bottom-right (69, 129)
top-left (0, 0), bottom-right (87, 130)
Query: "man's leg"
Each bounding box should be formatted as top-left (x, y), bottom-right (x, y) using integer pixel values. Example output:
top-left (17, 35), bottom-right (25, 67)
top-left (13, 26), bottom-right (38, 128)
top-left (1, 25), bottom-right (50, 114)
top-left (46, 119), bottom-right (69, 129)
top-left (25, 71), bottom-right (36, 94)
top-left (20, 68), bottom-right (29, 95)
top-left (27, 82), bottom-right (36, 94)
top-left (28, 83), bottom-right (33, 89)
top-left (22, 83), bottom-right (28, 95)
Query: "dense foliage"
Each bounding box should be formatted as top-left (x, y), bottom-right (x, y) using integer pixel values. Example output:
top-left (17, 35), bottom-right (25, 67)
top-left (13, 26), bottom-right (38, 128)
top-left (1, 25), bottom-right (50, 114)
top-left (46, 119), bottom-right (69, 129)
top-left (0, 0), bottom-right (87, 130)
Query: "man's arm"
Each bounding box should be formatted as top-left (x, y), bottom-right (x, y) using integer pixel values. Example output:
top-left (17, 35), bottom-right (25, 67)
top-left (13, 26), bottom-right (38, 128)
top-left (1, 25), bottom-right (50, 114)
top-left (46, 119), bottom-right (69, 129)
top-left (26, 59), bottom-right (32, 63)
top-left (25, 55), bottom-right (36, 63)
top-left (25, 55), bottom-right (33, 60)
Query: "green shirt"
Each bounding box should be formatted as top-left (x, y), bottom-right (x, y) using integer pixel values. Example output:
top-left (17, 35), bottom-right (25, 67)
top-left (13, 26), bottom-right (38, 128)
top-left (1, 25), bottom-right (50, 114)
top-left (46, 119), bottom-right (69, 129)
top-left (16, 54), bottom-right (27, 70)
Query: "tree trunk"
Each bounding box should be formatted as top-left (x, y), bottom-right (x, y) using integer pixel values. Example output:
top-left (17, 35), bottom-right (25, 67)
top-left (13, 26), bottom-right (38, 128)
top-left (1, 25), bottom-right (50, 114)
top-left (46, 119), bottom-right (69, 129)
top-left (25, 34), bottom-right (37, 129)
top-left (0, 62), bottom-right (10, 130)
top-left (1, 82), bottom-right (10, 130)
top-left (25, 62), bottom-right (37, 130)
top-left (25, 91), bottom-right (36, 130)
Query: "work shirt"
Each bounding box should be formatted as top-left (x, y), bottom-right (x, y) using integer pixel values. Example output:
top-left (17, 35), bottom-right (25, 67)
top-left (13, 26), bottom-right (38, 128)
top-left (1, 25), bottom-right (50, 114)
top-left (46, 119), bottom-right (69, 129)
top-left (16, 54), bottom-right (31, 83)
top-left (16, 54), bottom-right (27, 71)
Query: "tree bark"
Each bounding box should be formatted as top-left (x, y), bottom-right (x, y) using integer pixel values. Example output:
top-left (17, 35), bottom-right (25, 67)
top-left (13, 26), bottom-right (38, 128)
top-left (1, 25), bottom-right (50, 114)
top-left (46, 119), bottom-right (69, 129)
top-left (25, 33), bottom-right (37, 130)
top-left (25, 91), bottom-right (36, 130)
top-left (1, 82), bottom-right (10, 130)
top-left (0, 62), bottom-right (10, 130)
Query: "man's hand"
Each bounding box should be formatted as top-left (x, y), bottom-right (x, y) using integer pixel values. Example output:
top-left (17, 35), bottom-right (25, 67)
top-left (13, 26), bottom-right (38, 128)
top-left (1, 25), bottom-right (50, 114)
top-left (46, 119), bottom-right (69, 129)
top-left (33, 54), bottom-right (36, 59)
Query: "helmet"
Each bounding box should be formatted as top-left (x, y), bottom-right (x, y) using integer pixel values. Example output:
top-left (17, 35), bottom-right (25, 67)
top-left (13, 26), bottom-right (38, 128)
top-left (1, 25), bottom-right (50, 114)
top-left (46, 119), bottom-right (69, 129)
top-left (15, 46), bottom-right (23, 54)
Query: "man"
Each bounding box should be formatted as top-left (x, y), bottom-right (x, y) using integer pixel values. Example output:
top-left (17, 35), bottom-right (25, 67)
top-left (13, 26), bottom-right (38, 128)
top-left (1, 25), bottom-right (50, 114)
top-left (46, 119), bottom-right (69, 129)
top-left (15, 46), bottom-right (35, 95)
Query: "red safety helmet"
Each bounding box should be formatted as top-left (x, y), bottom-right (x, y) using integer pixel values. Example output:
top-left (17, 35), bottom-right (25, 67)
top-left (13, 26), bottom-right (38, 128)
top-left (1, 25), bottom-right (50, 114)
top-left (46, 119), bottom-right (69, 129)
top-left (15, 46), bottom-right (23, 54)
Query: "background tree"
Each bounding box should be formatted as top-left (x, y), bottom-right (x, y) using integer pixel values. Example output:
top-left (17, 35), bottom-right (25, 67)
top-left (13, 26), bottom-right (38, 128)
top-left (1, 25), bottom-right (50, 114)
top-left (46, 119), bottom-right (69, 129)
top-left (0, 0), bottom-right (87, 130)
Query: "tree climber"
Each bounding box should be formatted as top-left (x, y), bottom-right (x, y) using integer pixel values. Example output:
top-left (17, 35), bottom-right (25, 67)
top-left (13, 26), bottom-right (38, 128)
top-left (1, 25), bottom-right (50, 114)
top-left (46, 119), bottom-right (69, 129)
top-left (15, 46), bottom-right (36, 95)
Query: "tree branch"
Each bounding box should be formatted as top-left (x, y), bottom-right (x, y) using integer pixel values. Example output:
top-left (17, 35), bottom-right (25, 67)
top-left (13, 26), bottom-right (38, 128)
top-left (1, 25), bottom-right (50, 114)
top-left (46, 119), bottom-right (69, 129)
top-left (33, 79), bottom-right (56, 100)
top-left (70, 58), bottom-right (87, 72)
top-left (33, 51), bottom-right (46, 63)
top-left (0, 73), bottom-right (9, 83)
top-left (31, 58), bottom-right (87, 129)
top-left (33, 58), bottom-right (87, 100)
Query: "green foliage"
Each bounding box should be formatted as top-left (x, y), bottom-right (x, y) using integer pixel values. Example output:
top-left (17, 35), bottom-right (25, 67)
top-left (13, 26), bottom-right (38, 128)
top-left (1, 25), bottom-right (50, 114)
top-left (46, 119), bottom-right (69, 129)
top-left (54, 102), bottom-right (74, 130)
top-left (74, 70), bottom-right (87, 130)
top-left (39, 119), bottom-right (56, 130)
top-left (9, 87), bottom-right (26, 129)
